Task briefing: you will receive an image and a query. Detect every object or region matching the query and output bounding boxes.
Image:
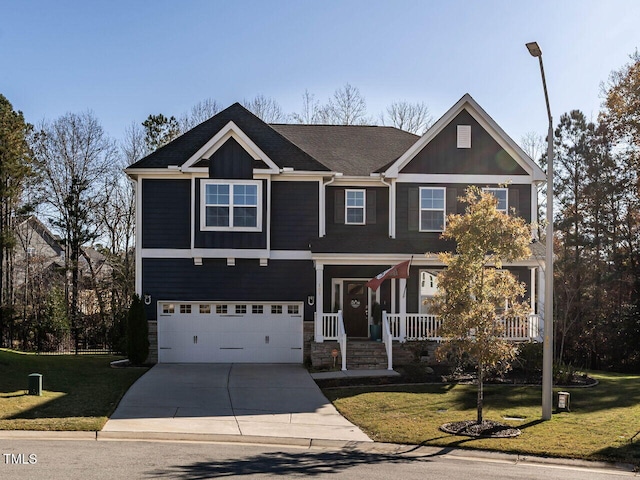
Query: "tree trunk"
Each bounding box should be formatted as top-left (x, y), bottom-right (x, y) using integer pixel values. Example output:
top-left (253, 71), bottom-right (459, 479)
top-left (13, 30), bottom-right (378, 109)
top-left (477, 362), bottom-right (484, 424)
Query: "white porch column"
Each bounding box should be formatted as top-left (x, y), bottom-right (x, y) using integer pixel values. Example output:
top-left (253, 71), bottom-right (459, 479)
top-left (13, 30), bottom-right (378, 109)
top-left (315, 263), bottom-right (324, 342)
top-left (391, 278), bottom-right (396, 313)
top-left (530, 267), bottom-right (537, 313)
top-left (399, 277), bottom-right (407, 342)
top-left (538, 265), bottom-right (546, 332)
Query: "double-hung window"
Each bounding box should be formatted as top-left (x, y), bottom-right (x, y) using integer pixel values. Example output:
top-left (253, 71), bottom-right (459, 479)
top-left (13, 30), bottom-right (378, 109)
top-left (345, 189), bottom-right (365, 225)
top-left (202, 180), bottom-right (261, 231)
top-left (419, 187), bottom-right (446, 231)
top-left (483, 187), bottom-right (508, 214)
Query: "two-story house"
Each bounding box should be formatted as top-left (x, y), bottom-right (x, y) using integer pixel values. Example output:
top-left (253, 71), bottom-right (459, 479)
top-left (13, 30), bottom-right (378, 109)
top-left (126, 94), bottom-right (546, 366)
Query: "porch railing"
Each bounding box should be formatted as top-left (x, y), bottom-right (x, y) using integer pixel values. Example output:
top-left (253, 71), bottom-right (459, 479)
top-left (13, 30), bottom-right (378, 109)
top-left (385, 312), bottom-right (541, 342)
top-left (320, 313), bottom-right (541, 343)
top-left (382, 312), bottom-right (393, 370)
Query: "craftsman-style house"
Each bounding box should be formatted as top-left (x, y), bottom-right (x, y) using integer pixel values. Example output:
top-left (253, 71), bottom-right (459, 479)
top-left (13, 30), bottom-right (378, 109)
top-left (126, 94), bottom-right (546, 367)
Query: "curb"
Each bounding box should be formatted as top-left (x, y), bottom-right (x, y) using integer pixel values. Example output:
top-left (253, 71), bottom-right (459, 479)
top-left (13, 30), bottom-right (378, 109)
top-left (0, 430), bottom-right (635, 474)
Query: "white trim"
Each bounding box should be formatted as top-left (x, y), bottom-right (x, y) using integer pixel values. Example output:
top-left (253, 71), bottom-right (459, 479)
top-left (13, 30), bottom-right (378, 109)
top-left (140, 248), bottom-right (312, 260)
top-left (345, 189), bottom-right (366, 225)
top-left (135, 178), bottom-right (142, 296)
top-left (190, 177), bottom-right (195, 249)
top-left (396, 174), bottom-right (533, 184)
top-left (266, 177), bottom-right (271, 251)
top-left (313, 253), bottom-right (540, 268)
top-left (181, 121), bottom-right (279, 173)
top-left (531, 183), bottom-right (539, 238)
top-left (384, 94), bottom-right (546, 182)
top-left (200, 179), bottom-right (263, 232)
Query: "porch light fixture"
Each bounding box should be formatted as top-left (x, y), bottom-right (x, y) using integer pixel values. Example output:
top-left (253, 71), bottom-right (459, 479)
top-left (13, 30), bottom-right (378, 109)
top-left (526, 41), bottom-right (554, 421)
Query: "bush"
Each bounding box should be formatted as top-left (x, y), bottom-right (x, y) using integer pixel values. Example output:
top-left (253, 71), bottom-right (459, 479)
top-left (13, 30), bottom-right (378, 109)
top-left (127, 295), bottom-right (149, 365)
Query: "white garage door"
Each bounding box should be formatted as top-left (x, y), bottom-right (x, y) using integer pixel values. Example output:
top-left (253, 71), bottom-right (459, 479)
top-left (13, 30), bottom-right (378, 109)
top-left (157, 302), bottom-right (303, 363)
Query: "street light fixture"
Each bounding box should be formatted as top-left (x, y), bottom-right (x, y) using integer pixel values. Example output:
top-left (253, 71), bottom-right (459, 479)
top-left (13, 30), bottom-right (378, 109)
top-left (526, 41), bottom-right (554, 420)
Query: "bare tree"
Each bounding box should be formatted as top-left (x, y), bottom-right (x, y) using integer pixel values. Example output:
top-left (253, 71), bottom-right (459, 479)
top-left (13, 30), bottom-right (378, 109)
top-left (32, 111), bottom-right (117, 353)
top-left (322, 83), bottom-right (369, 125)
top-left (242, 95), bottom-right (285, 123)
top-left (179, 98), bottom-right (222, 131)
top-left (290, 90), bottom-right (325, 124)
top-left (520, 131), bottom-right (545, 164)
top-left (382, 100), bottom-right (433, 134)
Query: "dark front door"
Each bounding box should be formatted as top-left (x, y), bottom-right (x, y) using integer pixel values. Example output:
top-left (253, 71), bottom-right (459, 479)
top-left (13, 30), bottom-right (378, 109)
top-left (343, 281), bottom-right (368, 337)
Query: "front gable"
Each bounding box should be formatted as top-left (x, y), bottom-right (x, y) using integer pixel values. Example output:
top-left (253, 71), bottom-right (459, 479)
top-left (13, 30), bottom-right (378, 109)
top-left (400, 110), bottom-right (527, 176)
top-left (384, 94), bottom-right (545, 182)
top-left (181, 120), bottom-right (280, 175)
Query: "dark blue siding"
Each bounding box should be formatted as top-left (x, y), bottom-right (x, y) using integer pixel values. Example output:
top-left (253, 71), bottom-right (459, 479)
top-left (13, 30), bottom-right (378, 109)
top-left (401, 111), bottom-right (528, 176)
top-left (194, 178), bottom-right (267, 249)
top-left (396, 183), bottom-right (531, 253)
top-left (209, 137), bottom-right (253, 179)
top-left (271, 182), bottom-right (319, 250)
top-left (143, 258), bottom-right (315, 320)
top-left (326, 186), bottom-right (388, 237)
top-left (142, 179), bottom-right (191, 249)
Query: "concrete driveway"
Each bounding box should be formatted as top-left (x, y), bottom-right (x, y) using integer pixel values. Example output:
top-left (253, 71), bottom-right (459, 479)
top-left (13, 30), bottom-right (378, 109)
top-left (102, 364), bottom-right (371, 442)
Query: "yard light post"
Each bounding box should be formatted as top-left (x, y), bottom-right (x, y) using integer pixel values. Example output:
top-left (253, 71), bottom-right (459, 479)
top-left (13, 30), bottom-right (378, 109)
top-left (526, 41), bottom-right (554, 420)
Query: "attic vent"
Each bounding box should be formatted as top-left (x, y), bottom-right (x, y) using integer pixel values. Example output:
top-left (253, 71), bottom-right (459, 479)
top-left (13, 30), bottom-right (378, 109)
top-left (457, 125), bottom-right (471, 148)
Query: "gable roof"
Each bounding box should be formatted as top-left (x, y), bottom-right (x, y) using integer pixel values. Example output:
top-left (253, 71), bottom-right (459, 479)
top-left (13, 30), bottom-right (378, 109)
top-left (384, 93), bottom-right (546, 181)
top-left (271, 124), bottom-right (418, 176)
top-left (127, 103), bottom-right (328, 172)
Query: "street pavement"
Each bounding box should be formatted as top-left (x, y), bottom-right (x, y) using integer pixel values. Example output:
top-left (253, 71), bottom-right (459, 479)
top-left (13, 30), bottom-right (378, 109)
top-left (102, 363), bottom-right (372, 442)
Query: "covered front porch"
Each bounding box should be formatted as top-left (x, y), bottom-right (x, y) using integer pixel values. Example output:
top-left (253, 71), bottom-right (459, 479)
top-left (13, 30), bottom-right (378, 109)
top-left (311, 256), bottom-right (545, 371)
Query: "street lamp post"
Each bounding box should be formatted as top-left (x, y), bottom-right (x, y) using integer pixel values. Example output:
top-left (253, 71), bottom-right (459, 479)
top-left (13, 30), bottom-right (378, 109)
top-left (526, 41), bottom-right (554, 421)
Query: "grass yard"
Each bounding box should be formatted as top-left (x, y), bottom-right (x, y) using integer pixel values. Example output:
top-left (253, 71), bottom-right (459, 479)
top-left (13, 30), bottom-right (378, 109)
top-left (0, 349), bottom-right (147, 431)
top-left (323, 371), bottom-right (640, 464)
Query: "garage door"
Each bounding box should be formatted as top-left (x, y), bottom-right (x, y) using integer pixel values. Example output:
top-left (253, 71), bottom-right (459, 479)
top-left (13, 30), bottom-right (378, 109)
top-left (157, 302), bottom-right (303, 363)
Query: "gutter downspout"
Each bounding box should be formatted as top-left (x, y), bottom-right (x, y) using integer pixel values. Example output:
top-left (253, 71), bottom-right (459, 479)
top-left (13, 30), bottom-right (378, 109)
top-left (380, 174), bottom-right (395, 239)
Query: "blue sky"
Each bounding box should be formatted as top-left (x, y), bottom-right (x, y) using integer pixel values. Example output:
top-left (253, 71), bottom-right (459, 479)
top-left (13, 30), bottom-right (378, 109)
top-left (1, 0), bottom-right (639, 146)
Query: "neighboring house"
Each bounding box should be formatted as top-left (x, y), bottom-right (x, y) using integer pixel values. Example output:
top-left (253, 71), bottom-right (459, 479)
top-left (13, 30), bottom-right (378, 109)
top-left (126, 94), bottom-right (547, 366)
top-left (14, 216), bottom-right (110, 317)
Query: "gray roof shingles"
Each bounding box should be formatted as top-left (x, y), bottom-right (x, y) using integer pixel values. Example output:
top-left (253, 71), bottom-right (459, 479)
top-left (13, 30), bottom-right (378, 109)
top-left (128, 103), bottom-right (419, 175)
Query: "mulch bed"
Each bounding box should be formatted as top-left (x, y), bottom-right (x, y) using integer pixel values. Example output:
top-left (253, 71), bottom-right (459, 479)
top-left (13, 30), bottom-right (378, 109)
top-left (440, 419), bottom-right (522, 438)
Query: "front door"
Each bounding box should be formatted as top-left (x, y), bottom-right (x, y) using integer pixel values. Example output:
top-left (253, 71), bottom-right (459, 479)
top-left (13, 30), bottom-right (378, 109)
top-left (342, 281), bottom-right (368, 337)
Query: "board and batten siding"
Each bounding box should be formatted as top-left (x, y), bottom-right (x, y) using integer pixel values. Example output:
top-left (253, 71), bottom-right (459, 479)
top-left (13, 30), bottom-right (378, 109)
top-left (271, 181), bottom-right (319, 250)
top-left (395, 183), bottom-right (531, 252)
top-left (400, 110), bottom-right (528, 176)
top-left (325, 186), bottom-right (388, 236)
top-left (142, 179), bottom-right (191, 249)
top-left (142, 258), bottom-right (316, 321)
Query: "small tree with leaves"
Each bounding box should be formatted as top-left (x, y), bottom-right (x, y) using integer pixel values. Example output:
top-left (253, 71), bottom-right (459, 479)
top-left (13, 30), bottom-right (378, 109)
top-left (127, 294), bottom-right (148, 365)
top-left (430, 187), bottom-right (532, 424)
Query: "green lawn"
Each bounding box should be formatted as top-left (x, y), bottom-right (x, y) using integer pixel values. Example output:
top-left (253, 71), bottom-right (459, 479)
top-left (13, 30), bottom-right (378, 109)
top-left (0, 349), bottom-right (147, 431)
top-left (323, 371), bottom-right (640, 464)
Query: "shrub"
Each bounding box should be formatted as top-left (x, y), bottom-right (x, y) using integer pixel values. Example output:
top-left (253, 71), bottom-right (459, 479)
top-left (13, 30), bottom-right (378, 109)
top-left (127, 295), bottom-right (149, 365)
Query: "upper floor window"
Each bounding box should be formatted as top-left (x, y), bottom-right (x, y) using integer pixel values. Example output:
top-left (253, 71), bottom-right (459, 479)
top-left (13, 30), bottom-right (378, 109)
top-left (483, 188), bottom-right (508, 214)
top-left (201, 180), bottom-right (261, 231)
top-left (345, 189), bottom-right (365, 225)
top-left (420, 187), bottom-right (446, 232)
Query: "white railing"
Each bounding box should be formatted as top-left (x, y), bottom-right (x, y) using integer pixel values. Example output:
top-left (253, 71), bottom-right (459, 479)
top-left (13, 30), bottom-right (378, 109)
top-left (382, 311), bottom-right (393, 370)
top-left (322, 312), bottom-right (340, 340)
top-left (337, 310), bottom-right (347, 371)
top-left (383, 313), bottom-right (540, 342)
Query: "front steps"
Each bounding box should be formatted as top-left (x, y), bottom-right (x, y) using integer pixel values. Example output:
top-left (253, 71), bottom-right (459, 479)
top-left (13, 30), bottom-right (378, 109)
top-left (310, 339), bottom-right (423, 370)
